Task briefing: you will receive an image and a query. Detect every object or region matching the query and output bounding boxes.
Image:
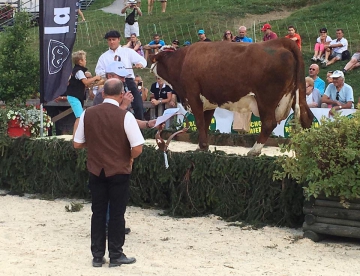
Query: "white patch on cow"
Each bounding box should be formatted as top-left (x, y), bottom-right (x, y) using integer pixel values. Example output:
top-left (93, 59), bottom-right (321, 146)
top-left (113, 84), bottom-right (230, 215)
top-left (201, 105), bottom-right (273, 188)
top-left (275, 93), bottom-right (293, 123)
top-left (150, 62), bottom-right (173, 89)
top-left (247, 142), bottom-right (264, 156)
top-left (200, 93), bottom-right (259, 132)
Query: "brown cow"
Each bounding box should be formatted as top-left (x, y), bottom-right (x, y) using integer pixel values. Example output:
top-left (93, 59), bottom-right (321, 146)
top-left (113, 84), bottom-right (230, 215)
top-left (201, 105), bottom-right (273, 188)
top-left (151, 38), bottom-right (314, 156)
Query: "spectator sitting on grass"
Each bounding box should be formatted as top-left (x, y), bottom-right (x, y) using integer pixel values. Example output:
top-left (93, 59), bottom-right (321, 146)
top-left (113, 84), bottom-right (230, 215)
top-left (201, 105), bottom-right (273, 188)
top-left (143, 34), bottom-right (165, 63)
top-left (222, 30), bottom-right (234, 42)
top-left (322, 29), bottom-right (348, 67)
top-left (311, 27), bottom-right (332, 62)
top-left (342, 50), bottom-right (360, 73)
top-left (124, 33), bottom-right (144, 57)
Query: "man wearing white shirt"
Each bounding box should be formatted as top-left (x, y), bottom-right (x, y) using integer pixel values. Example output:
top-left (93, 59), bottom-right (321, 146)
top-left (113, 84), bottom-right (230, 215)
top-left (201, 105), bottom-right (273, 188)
top-left (322, 29), bottom-right (348, 67)
top-left (95, 30), bottom-right (147, 120)
top-left (73, 78), bottom-right (144, 267)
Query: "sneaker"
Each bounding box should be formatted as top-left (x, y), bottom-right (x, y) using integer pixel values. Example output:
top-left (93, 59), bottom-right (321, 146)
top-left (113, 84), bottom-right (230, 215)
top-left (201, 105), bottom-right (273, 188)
top-left (319, 56), bottom-right (325, 62)
top-left (321, 59), bottom-right (328, 64)
top-left (311, 56), bottom-right (317, 61)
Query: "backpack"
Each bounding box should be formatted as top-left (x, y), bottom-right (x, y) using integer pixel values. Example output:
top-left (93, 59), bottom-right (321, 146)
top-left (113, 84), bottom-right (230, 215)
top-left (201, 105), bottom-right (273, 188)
top-left (342, 50), bottom-right (351, 61)
top-left (125, 9), bottom-right (136, 25)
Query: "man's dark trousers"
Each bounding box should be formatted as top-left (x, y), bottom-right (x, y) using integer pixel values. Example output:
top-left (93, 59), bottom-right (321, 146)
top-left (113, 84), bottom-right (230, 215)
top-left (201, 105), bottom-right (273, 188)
top-left (89, 169), bottom-right (130, 259)
top-left (126, 78), bottom-right (144, 120)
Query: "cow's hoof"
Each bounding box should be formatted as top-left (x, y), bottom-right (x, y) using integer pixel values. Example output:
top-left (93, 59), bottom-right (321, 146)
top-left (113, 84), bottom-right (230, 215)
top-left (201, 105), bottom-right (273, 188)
top-left (247, 149), bottom-right (261, 157)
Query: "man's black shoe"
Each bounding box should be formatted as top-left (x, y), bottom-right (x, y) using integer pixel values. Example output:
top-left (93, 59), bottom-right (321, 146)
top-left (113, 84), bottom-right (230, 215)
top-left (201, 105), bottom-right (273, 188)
top-left (92, 257), bottom-right (106, 267)
top-left (125, 227), bottom-right (131, 234)
top-left (109, 254), bottom-right (136, 267)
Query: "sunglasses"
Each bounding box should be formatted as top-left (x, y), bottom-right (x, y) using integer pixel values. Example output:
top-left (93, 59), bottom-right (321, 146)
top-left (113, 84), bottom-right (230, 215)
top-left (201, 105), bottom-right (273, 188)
top-left (320, 32), bottom-right (326, 33)
top-left (309, 68), bottom-right (316, 71)
top-left (226, 33), bottom-right (231, 35)
top-left (336, 92), bottom-right (340, 101)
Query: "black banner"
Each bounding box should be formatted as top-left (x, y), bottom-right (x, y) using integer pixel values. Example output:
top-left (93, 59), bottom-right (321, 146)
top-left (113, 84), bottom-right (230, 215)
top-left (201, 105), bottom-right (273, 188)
top-left (40, 0), bottom-right (79, 103)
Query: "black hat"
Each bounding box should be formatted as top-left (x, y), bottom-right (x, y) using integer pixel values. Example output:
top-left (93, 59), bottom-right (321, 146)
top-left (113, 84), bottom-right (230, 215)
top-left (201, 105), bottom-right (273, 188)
top-left (104, 30), bottom-right (121, 39)
top-left (172, 39), bottom-right (180, 45)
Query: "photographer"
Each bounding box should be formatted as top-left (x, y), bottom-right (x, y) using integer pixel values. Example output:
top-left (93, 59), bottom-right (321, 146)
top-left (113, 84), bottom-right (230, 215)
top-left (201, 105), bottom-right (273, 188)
top-left (121, 0), bottom-right (142, 42)
top-left (134, 75), bottom-right (148, 101)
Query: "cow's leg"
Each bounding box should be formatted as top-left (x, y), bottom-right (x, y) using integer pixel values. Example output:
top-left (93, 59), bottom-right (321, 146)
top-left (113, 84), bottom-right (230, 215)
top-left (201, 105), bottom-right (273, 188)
top-left (187, 97), bottom-right (208, 150)
top-left (203, 109), bottom-right (215, 133)
top-left (247, 114), bottom-right (277, 156)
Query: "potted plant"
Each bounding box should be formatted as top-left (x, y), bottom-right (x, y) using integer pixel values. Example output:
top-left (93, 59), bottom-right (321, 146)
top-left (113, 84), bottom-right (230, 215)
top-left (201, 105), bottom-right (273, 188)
top-left (2, 106), bottom-right (53, 138)
top-left (274, 110), bottom-right (360, 241)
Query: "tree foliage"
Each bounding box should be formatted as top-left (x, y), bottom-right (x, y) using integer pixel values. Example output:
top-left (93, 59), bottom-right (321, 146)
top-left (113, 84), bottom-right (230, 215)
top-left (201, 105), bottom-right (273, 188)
top-left (0, 12), bottom-right (39, 104)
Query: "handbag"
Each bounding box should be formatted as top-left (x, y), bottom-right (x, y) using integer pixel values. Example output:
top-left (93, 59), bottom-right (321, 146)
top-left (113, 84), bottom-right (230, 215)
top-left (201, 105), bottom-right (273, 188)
top-left (125, 9), bottom-right (136, 25)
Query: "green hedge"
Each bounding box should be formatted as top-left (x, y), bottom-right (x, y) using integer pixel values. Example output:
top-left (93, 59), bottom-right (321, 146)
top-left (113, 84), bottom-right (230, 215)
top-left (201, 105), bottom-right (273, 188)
top-left (0, 137), bottom-right (304, 227)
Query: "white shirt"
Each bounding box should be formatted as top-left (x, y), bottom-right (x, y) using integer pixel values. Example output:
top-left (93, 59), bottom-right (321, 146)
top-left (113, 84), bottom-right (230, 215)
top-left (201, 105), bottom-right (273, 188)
top-left (330, 37), bottom-right (348, 53)
top-left (74, 98), bottom-right (145, 147)
top-left (95, 46), bottom-right (147, 79)
top-left (316, 35), bottom-right (332, 44)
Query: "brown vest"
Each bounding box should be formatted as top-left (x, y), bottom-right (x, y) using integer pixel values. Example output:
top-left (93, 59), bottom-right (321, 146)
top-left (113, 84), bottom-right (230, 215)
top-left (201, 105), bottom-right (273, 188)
top-left (84, 103), bottom-right (131, 176)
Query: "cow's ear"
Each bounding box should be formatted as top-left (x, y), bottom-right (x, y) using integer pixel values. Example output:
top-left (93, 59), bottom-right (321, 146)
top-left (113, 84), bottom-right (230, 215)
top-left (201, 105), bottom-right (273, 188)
top-left (149, 54), bottom-right (157, 63)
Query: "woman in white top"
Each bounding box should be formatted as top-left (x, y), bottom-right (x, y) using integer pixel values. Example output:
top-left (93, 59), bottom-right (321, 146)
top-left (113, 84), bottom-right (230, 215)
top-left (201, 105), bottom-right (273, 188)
top-left (312, 28), bottom-right (332, 62)
top-left (305, 77), bottom-right (321, 108)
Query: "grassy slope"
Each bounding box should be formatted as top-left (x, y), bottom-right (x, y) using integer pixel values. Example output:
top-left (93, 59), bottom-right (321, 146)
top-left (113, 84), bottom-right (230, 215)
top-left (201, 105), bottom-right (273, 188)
top-left (23, 0), bottom-right (360, 99)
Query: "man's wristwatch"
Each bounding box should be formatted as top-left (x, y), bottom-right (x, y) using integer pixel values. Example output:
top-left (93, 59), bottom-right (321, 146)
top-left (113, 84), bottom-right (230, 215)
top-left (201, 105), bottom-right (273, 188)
top-left (339, 106), bottom-right (342, 109)
top-left (159, 99), bottom-right (162, 103)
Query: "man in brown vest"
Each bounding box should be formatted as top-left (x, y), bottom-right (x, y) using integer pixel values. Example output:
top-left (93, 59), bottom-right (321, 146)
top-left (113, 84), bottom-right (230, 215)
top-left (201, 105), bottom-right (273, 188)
top-left (73, 78), bottom-right (144, 267)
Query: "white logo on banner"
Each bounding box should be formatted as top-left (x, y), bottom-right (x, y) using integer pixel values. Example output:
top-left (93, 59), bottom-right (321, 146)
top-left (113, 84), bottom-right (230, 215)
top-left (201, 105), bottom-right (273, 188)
top-left (47, 39), bottom-right (70, 75)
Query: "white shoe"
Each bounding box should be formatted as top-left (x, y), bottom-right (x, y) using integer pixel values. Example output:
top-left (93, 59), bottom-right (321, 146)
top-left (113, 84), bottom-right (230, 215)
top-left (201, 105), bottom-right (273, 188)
top-left (311, 56), bottom-right (317, 61)
top-left (319, 56), bottom-right (324, 62)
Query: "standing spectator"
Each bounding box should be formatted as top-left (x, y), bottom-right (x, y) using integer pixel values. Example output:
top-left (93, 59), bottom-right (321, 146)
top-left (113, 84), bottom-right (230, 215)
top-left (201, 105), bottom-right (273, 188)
top-left (143, 34), bottom-right (166, 63)
top-left (123, 33), bottom-right (144, 57)
top-left (159, 0), bottom-right (167, 12)
top-left (261, 23), bottom-right (278, 41)
top-left (198, 29), bottom-right (211, 42)
top-left (135, 74), bottom-right (148, 102)
top-left (322, 29), bottom-right (348, 67)
top-left (150, 76), bottom-right (172, 116)
top-left (234, 26), bottom-right (253, 43)
top-left (148, 0), bottom-right (167, 14)
top-left (321, 70), bottom-right (354, 109)
top-left (285, 25), bottom-right (301, 50)
top-left (66, 50), bottom-right (101, 119)
top-left (95, 30), bottom-right (147, 120)
top-left (342, 50), bottom-right (360, 73)
top-left (121, 0), bottom-right (142, 42)
top-left (77, 9), bottom-right (85, 21)
top-left (222, 30), bottom-right (234, 42)
top-left (312, 28), bottom-right (332, 61)
top-left (308, 64), bottom-right (325, 95)
top-left (73, 78), bottom-right (144, 268)
top-left (305, 77), bottom-right (321, 108)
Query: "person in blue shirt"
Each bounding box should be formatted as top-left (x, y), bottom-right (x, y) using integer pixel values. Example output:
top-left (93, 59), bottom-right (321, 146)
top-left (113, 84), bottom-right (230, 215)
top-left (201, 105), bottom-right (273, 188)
top-left (233, 26), bottom-right (253, 43)
top-left (143, 34), bottom-right (165, 62)
top-left (308, 64), bottom-right (325, 95)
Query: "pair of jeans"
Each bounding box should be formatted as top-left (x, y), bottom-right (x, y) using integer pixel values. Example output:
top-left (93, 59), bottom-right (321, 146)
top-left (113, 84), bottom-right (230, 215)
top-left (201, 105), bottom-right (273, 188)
top-left (125, 78), bottom-right (144, 120)
top-left (89, 170), bottom-right (130, 259)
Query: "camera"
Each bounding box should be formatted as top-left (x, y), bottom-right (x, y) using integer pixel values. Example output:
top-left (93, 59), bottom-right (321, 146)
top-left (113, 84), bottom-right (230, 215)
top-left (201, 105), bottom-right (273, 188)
top-left (137, 82), bottom-right (143, 90)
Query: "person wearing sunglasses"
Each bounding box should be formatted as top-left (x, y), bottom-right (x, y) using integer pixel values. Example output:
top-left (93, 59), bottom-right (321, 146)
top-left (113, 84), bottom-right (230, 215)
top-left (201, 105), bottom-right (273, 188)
top-left (312, 28), bottom-right (332, 62)
top-left (321, 70), bottom-right (354, 110)
top-left (222, 30), bottom-right (234, 42)
top-left (308, 64), bottom-right (325, 95)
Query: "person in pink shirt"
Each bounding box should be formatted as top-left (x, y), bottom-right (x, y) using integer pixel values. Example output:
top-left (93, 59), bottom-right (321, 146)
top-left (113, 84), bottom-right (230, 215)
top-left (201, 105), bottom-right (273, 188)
top-left (261, 23), bottom-right (278, 41)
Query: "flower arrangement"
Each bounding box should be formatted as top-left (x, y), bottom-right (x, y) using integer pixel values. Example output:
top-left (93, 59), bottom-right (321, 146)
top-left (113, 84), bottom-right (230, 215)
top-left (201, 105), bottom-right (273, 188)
top-left (5, 106), bottom-right (53, 137)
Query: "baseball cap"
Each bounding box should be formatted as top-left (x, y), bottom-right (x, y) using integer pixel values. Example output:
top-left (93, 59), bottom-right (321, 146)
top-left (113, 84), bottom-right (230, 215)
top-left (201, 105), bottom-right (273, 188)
top-left (198, 29), bottom-right (205, 35)
top-left (330, 70), bottom-right (344, 78)
top-left (127, 0), bottom-right (137, 4)
top-left (183, 41), bottom-right (191, 46)
top-left (105, 61), bottom-right (129, 78)
top-left (172, 39), bottom-right (180, 45)
top-left (104, 30), bottom-right (121, 39)
top-left (261, 23), bottom-right (271, 31)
